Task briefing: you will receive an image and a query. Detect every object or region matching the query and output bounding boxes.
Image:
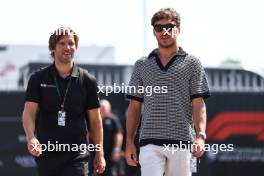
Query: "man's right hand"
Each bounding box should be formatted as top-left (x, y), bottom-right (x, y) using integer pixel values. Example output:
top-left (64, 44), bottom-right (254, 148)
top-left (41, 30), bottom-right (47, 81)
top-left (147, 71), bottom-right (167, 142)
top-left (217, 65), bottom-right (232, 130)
top-left (125, 142), bottom-right (138, 166)
top-left (27, 137), bottom-right (42, 157)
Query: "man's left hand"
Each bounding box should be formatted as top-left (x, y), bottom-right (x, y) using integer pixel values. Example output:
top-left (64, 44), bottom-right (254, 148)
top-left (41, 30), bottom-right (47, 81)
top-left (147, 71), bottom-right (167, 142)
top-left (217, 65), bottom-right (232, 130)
top-left (93, 152), bottom-right (106, 174)
top-left (112, 149), bottom-right (122, 162)
top-left (192, 137), bottom-right (205, 158)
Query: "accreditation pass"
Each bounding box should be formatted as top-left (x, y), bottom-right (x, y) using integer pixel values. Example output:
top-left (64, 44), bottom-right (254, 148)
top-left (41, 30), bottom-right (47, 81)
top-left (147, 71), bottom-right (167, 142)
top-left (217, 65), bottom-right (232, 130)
top-left (58, 110), bottom-right (66, 126)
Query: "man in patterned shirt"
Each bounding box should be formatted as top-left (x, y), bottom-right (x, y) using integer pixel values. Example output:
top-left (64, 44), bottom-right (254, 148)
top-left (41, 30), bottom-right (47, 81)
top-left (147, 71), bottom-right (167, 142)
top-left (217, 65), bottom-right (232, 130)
top-left (125, 8), bottom-right (210, 176)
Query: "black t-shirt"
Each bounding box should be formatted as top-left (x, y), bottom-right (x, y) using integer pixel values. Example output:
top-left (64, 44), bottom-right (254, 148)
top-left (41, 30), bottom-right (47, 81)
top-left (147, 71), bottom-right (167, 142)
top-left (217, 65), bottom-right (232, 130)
top-left (103, 115), bottom-right (123, 155)
top-left (25, 64), bottom-right (100, 147)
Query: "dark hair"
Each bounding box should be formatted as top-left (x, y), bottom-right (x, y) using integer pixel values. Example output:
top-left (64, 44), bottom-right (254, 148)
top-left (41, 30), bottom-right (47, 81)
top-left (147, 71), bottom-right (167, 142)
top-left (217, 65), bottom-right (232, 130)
top-left (151, 8), bottom-right (181, 27)
top-left (48, 27), bottom-right (79, 58)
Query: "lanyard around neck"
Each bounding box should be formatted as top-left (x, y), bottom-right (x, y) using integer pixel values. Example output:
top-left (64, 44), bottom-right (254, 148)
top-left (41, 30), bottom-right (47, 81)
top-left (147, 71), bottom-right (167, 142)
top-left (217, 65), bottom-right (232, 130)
top-left (54, 75), bottom-right (72, 111)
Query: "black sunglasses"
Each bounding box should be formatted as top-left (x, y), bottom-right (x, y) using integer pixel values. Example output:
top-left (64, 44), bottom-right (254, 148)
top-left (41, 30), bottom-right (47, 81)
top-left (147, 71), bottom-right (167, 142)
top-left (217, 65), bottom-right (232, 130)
top-left (154, 23), bottom-right (176, 32)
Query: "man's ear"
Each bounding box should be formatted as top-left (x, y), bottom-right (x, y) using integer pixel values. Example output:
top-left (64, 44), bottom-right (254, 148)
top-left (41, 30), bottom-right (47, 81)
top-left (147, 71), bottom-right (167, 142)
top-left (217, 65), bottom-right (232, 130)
top-left (153, 29), bottom-right (156, 36)
top-left (175, 27), bottom-right (180, 34)
top-left (50, 50), bottom-right (55, 57)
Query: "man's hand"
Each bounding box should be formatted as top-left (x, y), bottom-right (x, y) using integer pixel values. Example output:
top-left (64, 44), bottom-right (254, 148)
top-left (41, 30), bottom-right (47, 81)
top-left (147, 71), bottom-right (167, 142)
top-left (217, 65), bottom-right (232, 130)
top-left (125, 142), bottom-right (138, 166)
top-left (111, 149), bottom-right (122, 162)
top-left (27, 137), bottom-right (42, 157)
top-left (93, 152), bottom-right (106, 174)
top-left (192, 137), bottom-right (205, 158)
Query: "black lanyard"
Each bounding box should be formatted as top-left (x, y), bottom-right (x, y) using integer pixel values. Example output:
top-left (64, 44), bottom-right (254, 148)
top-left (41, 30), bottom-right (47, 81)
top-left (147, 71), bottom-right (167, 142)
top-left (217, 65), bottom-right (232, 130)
top-left (54, 75), bottom-right (72, 111)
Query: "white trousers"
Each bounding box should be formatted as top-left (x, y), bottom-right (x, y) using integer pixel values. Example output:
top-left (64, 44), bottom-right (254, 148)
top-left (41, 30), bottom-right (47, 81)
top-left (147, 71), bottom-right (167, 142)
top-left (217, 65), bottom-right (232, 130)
top-left (139, 144), bottom-right (192, 176)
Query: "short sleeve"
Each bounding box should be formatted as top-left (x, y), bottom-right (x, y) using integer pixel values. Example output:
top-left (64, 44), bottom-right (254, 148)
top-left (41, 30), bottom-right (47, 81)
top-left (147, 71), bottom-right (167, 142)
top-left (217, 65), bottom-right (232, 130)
top-left (189, 57), bottom-right (210, 100)
top-left (25, 72), bottom-right (41, 103)
top-left (85, 73), bottom-right (100, 110)
top-left (126, 59), bottom-right (144, 102)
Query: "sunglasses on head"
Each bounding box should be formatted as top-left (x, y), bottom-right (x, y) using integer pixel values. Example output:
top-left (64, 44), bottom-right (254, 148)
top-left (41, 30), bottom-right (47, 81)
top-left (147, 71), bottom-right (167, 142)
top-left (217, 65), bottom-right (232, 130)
top-left (153, 23), bottom-right (176, 32)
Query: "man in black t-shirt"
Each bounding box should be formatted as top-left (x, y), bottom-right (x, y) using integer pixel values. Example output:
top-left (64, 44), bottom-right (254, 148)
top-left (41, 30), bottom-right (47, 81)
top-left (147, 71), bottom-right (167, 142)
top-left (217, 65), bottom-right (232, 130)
top-left (100, 99), bottom-right (123, 176)
top-left (22, 27), bottom-right (105, 176)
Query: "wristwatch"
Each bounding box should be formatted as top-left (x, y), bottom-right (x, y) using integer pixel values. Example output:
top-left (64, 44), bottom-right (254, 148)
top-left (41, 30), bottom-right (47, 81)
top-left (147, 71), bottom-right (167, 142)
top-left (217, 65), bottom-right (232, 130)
top-left (197, 132), bottom-right (207, 140)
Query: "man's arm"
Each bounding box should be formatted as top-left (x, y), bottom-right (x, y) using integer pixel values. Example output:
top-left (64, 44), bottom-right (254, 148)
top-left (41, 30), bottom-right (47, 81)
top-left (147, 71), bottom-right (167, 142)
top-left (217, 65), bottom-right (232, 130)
top-left (111, 115), bottom-right (124, 162)
top-left (192, 97), bottom-right (207, 157)
top-left (125, 100), bottom-right (142, 166)
top-left (114, 132), bottom-right (123, 150)
top-left (22, 102), bottom-right (41, 157)
top-left (87, 108), bottom-right (105, 173)
top-left (111, 132), bottom-right (123, 162)
top-left (112, 116), bottom-right (123, 153)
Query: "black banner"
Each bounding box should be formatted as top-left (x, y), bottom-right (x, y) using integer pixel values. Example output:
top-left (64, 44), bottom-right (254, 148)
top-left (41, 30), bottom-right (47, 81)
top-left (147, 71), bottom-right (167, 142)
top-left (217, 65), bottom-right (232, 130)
top-left (0, 91), bottom-right (264, 175)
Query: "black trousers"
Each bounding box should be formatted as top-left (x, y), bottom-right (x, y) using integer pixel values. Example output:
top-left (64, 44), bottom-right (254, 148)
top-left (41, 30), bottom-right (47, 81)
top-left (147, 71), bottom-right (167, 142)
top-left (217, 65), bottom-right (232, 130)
top-left (35, 152), bottom-right (89, 176)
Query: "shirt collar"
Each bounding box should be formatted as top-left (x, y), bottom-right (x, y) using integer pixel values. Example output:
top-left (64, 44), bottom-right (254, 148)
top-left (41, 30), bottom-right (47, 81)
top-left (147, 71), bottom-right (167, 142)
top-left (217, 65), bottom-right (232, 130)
top-left (51, 62), bottom-right (79, 78)
top-left (148, 47), bottom-right (187, 59)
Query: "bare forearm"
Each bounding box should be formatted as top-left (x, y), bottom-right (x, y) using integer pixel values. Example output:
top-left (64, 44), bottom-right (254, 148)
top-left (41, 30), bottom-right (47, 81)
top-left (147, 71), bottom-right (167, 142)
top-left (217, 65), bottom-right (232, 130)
top-left (126, 101), bottom-right (141, 144)
top-left (192, 98), bottom-right (207, 133)
top-left (91, 121), bottom-right (103, 146)
top-left (114, 133), bottom-right (123, 149)
top-left (89, 109), bottom-right (104, 154)
top-left (22, 113), bottom-right (36, 140)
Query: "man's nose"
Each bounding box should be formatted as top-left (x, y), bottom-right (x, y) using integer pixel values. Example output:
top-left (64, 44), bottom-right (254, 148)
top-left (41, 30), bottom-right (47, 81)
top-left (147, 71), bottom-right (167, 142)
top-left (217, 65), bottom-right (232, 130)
top-left (162, 28), bottom-right (171, 36)
top-left (64, 44), bottom-right (71, 50)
